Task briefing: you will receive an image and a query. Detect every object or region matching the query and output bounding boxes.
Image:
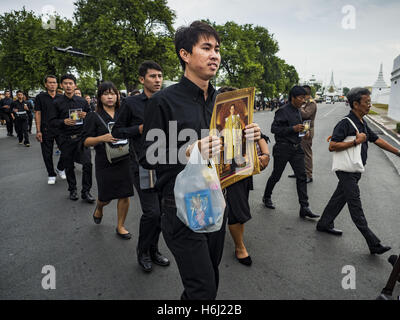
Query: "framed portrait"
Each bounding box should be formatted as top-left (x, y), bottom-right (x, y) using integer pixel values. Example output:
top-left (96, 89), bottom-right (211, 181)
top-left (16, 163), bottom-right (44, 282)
top-left (210, 87), bottom-right (260, 189)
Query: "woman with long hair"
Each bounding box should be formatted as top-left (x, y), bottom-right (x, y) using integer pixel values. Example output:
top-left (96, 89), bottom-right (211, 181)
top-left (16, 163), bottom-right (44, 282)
top-left (82, 81), bottom-right (134, 239)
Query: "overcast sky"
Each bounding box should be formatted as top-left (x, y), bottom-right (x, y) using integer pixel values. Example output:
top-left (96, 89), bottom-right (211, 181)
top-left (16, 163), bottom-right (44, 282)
top-left (1, 0), bottom-right (399, 88)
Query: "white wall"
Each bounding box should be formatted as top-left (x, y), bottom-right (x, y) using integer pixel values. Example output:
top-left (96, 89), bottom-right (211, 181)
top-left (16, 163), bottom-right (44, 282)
top-left (388, 55), bottom-right (400, 122)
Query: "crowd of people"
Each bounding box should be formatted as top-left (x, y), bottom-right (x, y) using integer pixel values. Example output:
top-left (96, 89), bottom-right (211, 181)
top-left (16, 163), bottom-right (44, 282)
top-left (1, 20), bottom-right (400, 300)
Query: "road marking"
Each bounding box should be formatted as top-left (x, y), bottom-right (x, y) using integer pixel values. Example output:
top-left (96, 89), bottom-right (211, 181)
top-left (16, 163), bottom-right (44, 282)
top-left (321, 104), bottom-right (342, 118)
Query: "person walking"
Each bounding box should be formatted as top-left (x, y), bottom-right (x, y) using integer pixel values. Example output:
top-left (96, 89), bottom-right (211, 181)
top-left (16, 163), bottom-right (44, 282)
top-left (35, 75), bottom-right (66, 185)
top-left (11, 90), bottom-right (30, 147)
top-left (82, 81), bottom-right (133, 239)
top-left (112, 61), bottom-right (170, 272)
top-left (316, 87), bottom-right (400, 255)
top-left (0, 90), bottom-right (14, 136)
top-left (262, 86), bottom-right (319, 219)
top-left (48, 74), bottom-right (94, 203)
top-left (141, 21), bottom-right (261, 300)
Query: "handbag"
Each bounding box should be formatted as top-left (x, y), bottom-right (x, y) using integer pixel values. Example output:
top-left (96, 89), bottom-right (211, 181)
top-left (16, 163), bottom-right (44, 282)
top-left (332, 117), bottom-right (365, 173)
top-left (95, 113), bottom-right (130, 164)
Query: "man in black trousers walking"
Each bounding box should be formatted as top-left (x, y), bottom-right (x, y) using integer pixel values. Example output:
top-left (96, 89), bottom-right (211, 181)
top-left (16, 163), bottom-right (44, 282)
top-left (262, 86), bottom-right (319, 219)
top-left (112, 61), bottom-right (170, 273)
top-left (316, 87), bottom-right (400, 255)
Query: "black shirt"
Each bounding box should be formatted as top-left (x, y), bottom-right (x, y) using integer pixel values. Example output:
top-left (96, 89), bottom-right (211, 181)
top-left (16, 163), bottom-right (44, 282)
top-left (331, 111), bottom-right (379, 166)
top-left (112, 92), bottom-right (147, 161)
top-left (140, 76), bottom-right (217, 196)
top-left (11, 100), bottom-right (28, 119)
top-left (271, 102), bottom-right (302, 145)
top-left (34, 91), bottom-right (63, 133)
top-left (0, 98), bottom-right (13, 113)
top-left (81, 108), bottom-right (122, 169)
top-left (48, 94), bottom-right (91, 137)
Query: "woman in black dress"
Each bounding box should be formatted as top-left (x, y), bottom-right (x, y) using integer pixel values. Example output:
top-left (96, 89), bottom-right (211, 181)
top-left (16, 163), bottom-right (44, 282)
top-left (82, 82), bottom-right (134, 239)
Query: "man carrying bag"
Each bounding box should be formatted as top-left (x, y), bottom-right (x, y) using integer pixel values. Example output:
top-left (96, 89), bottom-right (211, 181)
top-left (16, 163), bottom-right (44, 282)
top-left (316, 87), bottom-right (400, 255)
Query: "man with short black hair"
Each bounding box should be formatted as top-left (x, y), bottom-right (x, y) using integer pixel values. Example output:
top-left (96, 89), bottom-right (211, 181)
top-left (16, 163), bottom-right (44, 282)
top-left (35, 75), bottom-right (66, 185)
top-left (48, 74), bottom-right (94, 202)
top-left (11, 90), bottom-right (30, 146)
top-left (112, 60), bottom-right (170, 273)
top-left (141, 21), bottom-right (260, 300)
top-left (317, 87), bottom-right (400, 255)
top-left (263, 86), bottom-right (319, 219)
top-left (0, 90), bottom-right (14, 136)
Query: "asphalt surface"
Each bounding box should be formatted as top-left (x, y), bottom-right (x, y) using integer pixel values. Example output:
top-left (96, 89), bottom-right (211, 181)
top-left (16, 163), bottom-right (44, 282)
top-left (1, 102), bottom-right (399, 300)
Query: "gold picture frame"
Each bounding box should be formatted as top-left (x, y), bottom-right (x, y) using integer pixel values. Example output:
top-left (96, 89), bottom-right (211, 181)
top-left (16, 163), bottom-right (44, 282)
top-left (210, 87), bottom-right (260, 189)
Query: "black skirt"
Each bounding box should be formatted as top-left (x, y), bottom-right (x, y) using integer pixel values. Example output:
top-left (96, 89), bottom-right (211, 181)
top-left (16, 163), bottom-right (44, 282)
top-left (95, 155), bottom-right (134, 202)
top-left (225, 177), bottom-right (252, 225)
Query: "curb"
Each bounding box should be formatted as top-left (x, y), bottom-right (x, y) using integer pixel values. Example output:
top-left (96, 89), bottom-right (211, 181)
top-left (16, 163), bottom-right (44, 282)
top-left (366, 115), bottom-right (400, 176)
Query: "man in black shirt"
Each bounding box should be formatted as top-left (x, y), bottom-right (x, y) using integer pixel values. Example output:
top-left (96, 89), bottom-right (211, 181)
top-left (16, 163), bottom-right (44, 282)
top-left (317, 87), bottom-right (400, 255)
top-left (0, 90), bottom-right (14, 136)
top-left (113, 61), bottom-right (170, 272)
top-left (11, 90), bottom-right (30, 146)
top-left (35, 75), bottom-right (66, 185)
top-left (48, 74), bottom-right (94, 202)
top-left (262, 86), bottom-right (319, 219)
top-left (141, 21), bottom-right (260, 300)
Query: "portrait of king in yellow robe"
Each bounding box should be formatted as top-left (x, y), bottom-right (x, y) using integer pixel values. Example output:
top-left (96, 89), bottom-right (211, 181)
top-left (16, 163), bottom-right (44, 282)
top-left (223, 104), bottom-right (246, 163)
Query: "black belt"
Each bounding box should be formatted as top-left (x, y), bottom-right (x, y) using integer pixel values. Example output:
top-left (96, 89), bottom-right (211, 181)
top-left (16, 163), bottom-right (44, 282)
top-left (279, 141), bottom-right (301, 148)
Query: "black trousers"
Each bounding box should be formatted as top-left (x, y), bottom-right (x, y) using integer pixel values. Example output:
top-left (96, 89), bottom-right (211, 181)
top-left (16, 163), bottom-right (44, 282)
top-left (40, 131), bottom-right (64, 177)
top-left (263, 143), bottom-right (308, 207)
top-left (59, 136), bottom-right (92, 193)
top-left (27, 111), bottom-right (33, 133)
top-left (0, 112), bottom-right (13, 134)
top-left (161, 197), bottom-right (227, 300)
top-left (131, 161), bottom-right (162, 253)
top-left (317, 171), bottom-right (380, 248)
top-left (14, 117), bottom-right (29, 143)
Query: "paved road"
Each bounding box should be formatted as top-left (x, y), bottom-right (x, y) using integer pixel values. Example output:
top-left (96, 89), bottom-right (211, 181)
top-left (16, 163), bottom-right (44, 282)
top-left (1, 102), bottom-right (399, 300)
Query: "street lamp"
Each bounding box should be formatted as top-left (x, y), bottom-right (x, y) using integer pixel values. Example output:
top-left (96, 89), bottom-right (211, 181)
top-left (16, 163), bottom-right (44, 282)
top-left (53, 46), bottom-right (103, 82)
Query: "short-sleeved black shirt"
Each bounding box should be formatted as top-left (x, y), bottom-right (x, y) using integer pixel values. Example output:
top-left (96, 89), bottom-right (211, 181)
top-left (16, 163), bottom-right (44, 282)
top-left (34, 91), bottom-right (63, 134)
top-left (331, 111), bottom-right (379, 165)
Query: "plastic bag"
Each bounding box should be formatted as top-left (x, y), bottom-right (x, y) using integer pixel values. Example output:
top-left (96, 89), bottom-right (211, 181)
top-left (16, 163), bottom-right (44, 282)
top-left (174, 143), bottom-right (226, 233)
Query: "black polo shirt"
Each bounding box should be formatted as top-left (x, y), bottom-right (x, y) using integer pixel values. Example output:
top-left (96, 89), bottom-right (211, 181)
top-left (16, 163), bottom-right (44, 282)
top-left (140, 76), bottom-right (216, 196)
top-left (48, 94), bottom-right (91, 137)
top-left (11, 100), bottom-right (28, 118)
top-left (331, 111), bottom-right (379, 166)
top-left (112, 92), bottom-right (148, 161)
top-left (271, 102), bottom-right (303, 145)
top-left (34, 91), bottom-right (63, 133)
top-left (0, 98), bottom-right (13, 113)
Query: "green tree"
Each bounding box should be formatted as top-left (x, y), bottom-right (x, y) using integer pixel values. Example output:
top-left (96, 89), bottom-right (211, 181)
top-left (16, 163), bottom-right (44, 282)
top-left (73, 0), bottom-right (180, 91)
top-left (343, 87), bottom-right (350, 96)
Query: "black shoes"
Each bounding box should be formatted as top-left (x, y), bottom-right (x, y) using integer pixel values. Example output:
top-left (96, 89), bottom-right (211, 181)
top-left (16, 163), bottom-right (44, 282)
top-left (81, 191), bottom-right (95, 203)
top-left (92, 206), bottom-right (102, 224)
top-left (138, 250), bottom-right (153, 272)
top-left (369, 244), bottom-right (391, 255)
top-left (262, 197), bottom-right (275, 209)
top-left (116, 228), bottom-right (131, 240)
top-left (235, 252), bottom-right (252, 266)
top-left (306, 177), bottom-right (313, 183)
top-left (150, 250), bottom-right (170, 267)
top-left (288, 174), bottom-right (296, 178)
top-left (316, 225), bottom-right (343, 236)
top-left (69, 190), bottom-right (79, 201)
top-left (299, 207), bottom-right (320, 219)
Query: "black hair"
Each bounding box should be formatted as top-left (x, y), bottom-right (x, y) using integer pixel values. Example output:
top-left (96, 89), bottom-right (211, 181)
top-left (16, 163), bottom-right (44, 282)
top-left (302, 85), bottom-right (312, 95)
top-left (346, 87), bottom-right (371, 109)
top-left (217, 86), bottom-right (238, 94)
top-left (138, 61), bottom-right (162, 78)
top-left (96, 81), bottom-right (120, 112)
top-left (288, 85), bottom-right (307, 101)
top-left (16, 90), bottom-right (23, 95)
top-left (130, 89), bottom-right (141, 96)
top-left (60, 74), bottom-right (77, 84)
top-left (174, 21), bottom-right (221, 70)
top-left (44, 75), bottom-right (57, 84)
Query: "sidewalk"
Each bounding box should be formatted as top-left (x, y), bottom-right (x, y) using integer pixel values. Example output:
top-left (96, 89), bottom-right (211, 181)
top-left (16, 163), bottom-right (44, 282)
top-left (367, 105), bottom-right (400, 175)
